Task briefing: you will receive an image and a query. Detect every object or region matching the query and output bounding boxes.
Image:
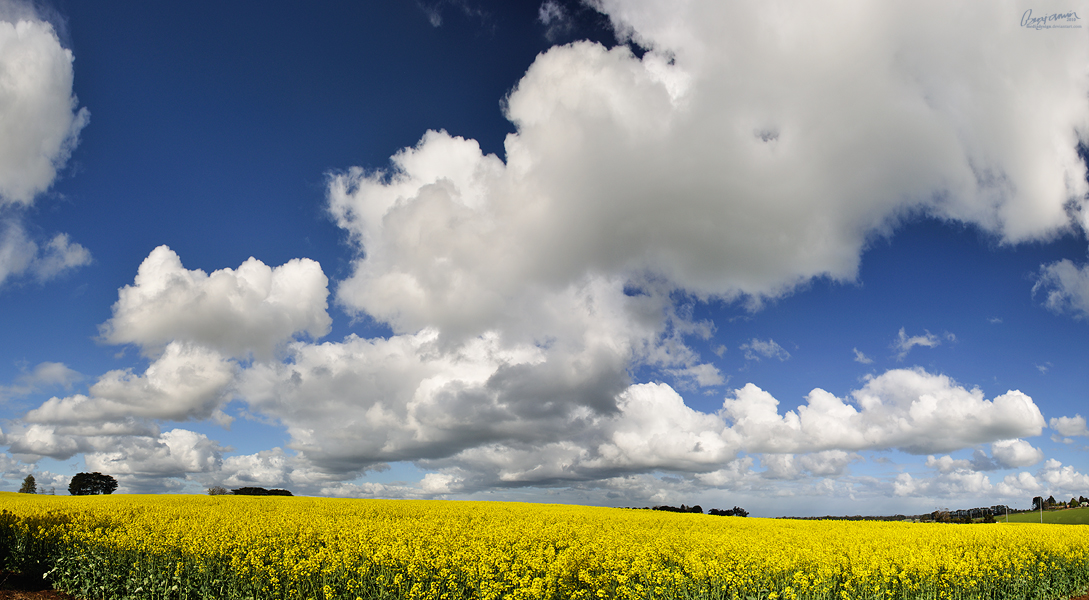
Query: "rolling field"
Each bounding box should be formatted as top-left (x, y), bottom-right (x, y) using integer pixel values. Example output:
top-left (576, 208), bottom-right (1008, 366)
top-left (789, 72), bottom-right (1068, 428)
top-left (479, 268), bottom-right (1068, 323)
top-left (1003, 507), bottom-right (1089, 525)
top-left (2, 493), bottom-right (1089, 600)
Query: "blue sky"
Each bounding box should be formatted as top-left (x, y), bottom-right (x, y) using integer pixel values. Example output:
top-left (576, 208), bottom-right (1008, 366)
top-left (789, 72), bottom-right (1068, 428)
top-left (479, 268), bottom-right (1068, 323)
top-left (1, 0), bottom-right (1088, 516)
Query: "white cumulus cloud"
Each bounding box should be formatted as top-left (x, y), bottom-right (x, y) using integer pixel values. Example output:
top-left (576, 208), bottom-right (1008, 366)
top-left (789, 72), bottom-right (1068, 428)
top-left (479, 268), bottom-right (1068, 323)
top-left (0, 8), bottom-right (91, 289)
top-left (8, 0), bottom-right (1088, 500)
top-left (1038, 459), bottom-right (1089, 494)
top-left (996, 460), bottom-right (1089, 498)
top-left (0, 360), bottom-right (81, 400)
top-left (85, 429), bottom-right (226, 478)
top-left (1050, 414), bottom-right (1089, 437)
top-left (25, 341), bottom-right (237, 428)
top-left (991, 438), bottom-right (1044, 469)
top-left (99, 246), bottom-right (332, 360)
top-left (893, 470), bottom-right (994, 498)
top-left (0, 13), bottom-right (89, 206)
top-left (309, 0), bottom-right (1084, 498)
top-left (0, 223), bottom-right (90, 288)
top-left (723, 368), bottom-right (1044, 455)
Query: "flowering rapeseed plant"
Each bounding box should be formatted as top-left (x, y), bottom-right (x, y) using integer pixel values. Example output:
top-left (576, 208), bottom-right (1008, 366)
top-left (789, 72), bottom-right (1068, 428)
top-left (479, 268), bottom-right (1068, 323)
top-left (0, 492), bottom-right (1087, 600)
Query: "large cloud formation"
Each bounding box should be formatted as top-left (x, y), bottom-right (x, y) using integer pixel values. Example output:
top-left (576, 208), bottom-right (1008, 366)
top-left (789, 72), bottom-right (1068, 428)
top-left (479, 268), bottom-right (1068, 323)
top-left (301, 0), bottom-right (1086, 495)
top-left (331, 1), bottom-right (1088, 330)
top-left (5, 0), bottom-right (1089, 502)
top-left (4, 249), bottom-right (331, 490)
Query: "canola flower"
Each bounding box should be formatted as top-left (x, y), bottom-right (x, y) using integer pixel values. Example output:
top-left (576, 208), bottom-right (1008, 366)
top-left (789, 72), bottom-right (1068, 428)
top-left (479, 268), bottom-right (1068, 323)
top-left (0, 492), bottom-right (1088, 600)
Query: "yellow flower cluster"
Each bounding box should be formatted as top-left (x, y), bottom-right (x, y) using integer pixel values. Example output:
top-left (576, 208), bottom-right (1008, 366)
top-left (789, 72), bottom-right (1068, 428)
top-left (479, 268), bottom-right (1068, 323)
top-left (1, 492), bottom-right (1088, 600)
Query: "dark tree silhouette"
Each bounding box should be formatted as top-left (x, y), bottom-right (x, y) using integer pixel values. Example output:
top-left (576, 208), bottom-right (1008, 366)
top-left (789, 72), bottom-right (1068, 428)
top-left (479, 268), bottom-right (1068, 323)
top-left (651, 504), bottom-right (703, 514)
top-left (709, 506), bottom-right (749, 517)
top-left (68, 472), bottom-right (118, 495)
top-left (18, 474), bottom-right (36, 494)
top-left (231, 487), bottom-right (293, 496)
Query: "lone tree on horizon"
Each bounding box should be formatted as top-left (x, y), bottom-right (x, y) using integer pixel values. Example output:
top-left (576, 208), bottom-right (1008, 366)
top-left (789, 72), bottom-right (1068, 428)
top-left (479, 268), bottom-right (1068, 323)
top-left (68, 472), bottom-right (118, 496)
top-left (18, 474), bottom-right (36, 494)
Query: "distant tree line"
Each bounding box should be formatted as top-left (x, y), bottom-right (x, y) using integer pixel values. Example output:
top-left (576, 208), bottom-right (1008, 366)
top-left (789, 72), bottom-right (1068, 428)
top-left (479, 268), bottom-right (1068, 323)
top-left (207, 486), bottom-right (293, 496)
top-left (708, 507), bottom-right (750, 517)
top-left (653, 504), bottom-right (704, 514)
top-left (1033, 495), bottom-right (1089, 510)
top-left (782, 514), bottom-right (914, 522)
top-left (624, 504), bottom-right (748, 517)
top-left (232, 487), bottom-right (293, 496)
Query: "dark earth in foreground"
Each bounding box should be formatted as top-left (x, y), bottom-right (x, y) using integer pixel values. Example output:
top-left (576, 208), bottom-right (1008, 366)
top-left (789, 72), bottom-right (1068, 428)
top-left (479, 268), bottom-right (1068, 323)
top-left (0, 572), bottom-right (73, 600)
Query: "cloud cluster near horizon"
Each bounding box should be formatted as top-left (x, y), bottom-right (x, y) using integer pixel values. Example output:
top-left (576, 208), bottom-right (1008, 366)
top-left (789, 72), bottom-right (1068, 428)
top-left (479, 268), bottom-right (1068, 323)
top-left (3, 0), bottom-right (1089, 505)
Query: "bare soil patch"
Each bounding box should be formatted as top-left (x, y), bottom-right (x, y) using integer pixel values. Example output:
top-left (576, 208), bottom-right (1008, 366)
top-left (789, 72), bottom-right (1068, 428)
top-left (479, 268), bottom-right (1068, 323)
top-left (0, 572), bottom-right (73, 600)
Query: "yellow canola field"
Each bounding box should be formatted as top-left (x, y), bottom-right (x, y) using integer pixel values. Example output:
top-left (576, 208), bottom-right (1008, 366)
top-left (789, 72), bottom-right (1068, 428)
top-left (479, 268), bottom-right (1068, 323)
top-left (1, 493), bottom-right (1088, 600)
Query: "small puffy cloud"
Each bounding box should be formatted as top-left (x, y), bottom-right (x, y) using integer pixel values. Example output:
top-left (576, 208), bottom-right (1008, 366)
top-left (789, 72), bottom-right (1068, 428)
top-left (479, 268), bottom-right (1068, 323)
top-left (1034, 259), bottom-right (1089, 320)
top-left (85, 429), bottom-right (226, 478)
top-left (761, 450), bottom-right (859, 480)
top-left (665, 362), bottom-right (724, 388)
top-left (588, 382), bottom-right (739, 472)
top-left (0, 223), bottom-right (90, 288)
top-left (991, 439), bottom-right (1044, 469)
top-left (996, 461), bottom-right (1089, 498)
top-left (99, 246), bottom-right (331, 359)
top-left (1050, 414), bottom-right (1089, 437)
top-left (31, 233), bottom-right (92, 280)
top-left (739, 338), bottom-right (790, 362)
top-left (723, 368), bottom-right (1044, 455)
top-left (925, 449), bottom-right (997, 473)
top-left (892, 328), bottom-right (942, 360)
top-left (997, 471), bottom-right (1041, 496)
top-left (925, 454), bottom-right (973, 474)
top-left (21, 362), bottom-right (82, 389)
top-left (26, 341), bottom-right (236, 427)
top-left (5, 423), bottom-right (85, 460)
top-left (319, 480), bottom-right (425, 499)
top-left (852, 348), bottom-right (873, 364)
top-left (1038, 459), bottom-right (1089, 494)
top-left (218, 448), bottom-right (297, 488)
top-left (893, 470), bottom-right (993, 498)
top-left (0, 361), bottom-right (81, 400)
top-left (0, 12), bottom-right (89, 206)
